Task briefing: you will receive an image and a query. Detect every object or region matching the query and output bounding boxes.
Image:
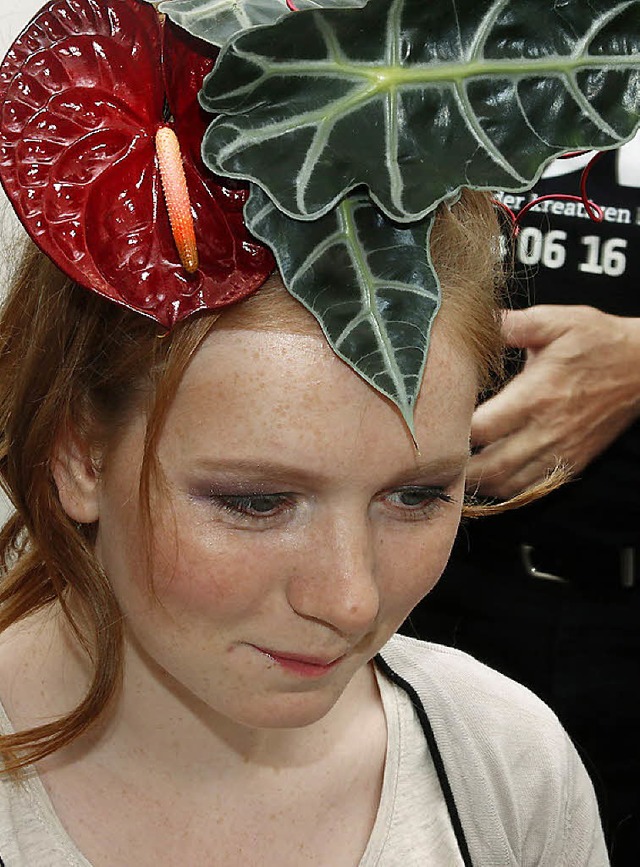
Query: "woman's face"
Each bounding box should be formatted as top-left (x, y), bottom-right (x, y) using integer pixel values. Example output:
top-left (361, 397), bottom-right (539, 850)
top-left (91, 319), bottom-right (478, 730)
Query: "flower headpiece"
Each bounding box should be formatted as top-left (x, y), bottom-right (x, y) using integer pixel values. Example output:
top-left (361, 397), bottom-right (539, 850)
top-left (1, 0), bottom-right (638, 432)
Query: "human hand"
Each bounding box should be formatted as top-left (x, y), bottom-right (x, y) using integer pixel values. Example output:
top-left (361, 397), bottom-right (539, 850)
top-left (467, 305), bottom-right (640, 498)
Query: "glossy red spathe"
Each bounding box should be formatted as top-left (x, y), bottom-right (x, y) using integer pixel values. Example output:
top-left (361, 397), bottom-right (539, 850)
top-left (0, 0), bottom-right (274, 327)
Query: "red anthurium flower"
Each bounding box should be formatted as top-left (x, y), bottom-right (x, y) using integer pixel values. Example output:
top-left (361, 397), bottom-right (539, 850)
top-left (0, 0), bottom-right (274, 327)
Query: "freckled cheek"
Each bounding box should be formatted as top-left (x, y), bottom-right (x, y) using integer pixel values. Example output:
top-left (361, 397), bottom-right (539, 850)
top-left (379, 518), bottom-right (461, 616)
top-left (148, 533), bottom-right (285, 619)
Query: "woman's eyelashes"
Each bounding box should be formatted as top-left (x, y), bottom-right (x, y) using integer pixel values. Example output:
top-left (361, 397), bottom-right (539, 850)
top-left (192, 484), bottom-right (454, 524)
top-left (212, 493), bottom-right (295, 519)
top-left (382, 486), bottom-right (455, 520)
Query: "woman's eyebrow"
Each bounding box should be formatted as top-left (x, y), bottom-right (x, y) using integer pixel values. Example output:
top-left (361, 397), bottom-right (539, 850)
top-left (389, 455), bottom-right (470, 485)
top-left (188, 454), bottom-right (470, 485)
top-left (188, 459), bottom-right (326, 484)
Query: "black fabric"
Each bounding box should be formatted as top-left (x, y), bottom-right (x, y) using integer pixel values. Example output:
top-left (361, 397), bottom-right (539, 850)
top-left (488, 148), bottom-right (640, 548)
top-left (454, 526), bottom-right (638, 590)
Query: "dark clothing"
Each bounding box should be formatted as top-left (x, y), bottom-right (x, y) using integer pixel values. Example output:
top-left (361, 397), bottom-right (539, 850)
top-left (494, 145), bottom-right (640, 550)
top-left (405, 138), bottom-right (640, 866)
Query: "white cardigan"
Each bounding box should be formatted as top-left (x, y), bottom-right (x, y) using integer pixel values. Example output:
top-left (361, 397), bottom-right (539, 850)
top-left (378, 634), bottom-right (609, 866)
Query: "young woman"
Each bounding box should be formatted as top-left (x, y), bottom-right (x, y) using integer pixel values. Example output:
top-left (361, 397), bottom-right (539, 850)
top-left (0, 201), bottom-right (606, 867)
top-left (0, 0), bottom-right (633, 863)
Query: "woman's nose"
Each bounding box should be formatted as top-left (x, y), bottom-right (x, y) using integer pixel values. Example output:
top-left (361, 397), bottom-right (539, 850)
top-left (285, 514), bottom-right (380, 637)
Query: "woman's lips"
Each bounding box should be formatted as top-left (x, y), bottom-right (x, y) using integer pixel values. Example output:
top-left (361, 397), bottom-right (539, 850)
top-left (251, 646), bottom-right (345, 678)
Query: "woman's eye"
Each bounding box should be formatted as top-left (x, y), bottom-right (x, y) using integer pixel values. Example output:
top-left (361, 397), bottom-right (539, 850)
top-left (213, 494), bottom-right (293, 519)
top-left (385, 486), bottom-right (454, 517)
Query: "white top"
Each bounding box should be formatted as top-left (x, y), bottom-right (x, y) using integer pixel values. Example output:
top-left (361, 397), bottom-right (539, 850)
top-left (0, 647), bottom-right (461, 866)
top-left (0, 635), bottom-right (608, 866)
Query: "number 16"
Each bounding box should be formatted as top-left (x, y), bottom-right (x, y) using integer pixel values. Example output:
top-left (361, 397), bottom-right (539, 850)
top-left (579, 236), bottom-right (627, 277)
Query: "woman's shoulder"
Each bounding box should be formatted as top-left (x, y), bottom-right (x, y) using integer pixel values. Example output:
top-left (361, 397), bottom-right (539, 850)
top-left (379, 632), bottom-right (559, 731)
top-left (377, 633), bottom-right (608, 865)
top-left (378, 632), bottom-right (575, 764)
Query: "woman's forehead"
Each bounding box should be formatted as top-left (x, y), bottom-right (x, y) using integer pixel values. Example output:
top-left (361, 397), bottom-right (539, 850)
top-left (162, 323), bottom-right (477, 473)
top-left (214, 275), bottom-right (487, 392)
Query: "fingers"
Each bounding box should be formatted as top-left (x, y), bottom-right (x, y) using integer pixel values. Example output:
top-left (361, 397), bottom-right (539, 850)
top-left (469, 374), bottom-right (561, 497)
top-left (466, 428), bottom-right (566, 498)
top-left (501, 305), bottom-right (570, 349)
top-left (471, 375), bottom-right (531, 448)
top-left (471, 307), bottom-right (570, 448)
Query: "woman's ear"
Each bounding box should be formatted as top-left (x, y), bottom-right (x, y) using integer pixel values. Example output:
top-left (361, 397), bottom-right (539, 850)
top-left (51, 433), bottom-right (101, 524)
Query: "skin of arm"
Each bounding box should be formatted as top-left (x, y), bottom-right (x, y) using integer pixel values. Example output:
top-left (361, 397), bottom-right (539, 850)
top-left (466, 305), bottom-right (640, 498)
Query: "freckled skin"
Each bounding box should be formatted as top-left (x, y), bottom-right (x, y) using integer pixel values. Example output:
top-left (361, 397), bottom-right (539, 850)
top-left (93, 324), bottom-right (478, 733)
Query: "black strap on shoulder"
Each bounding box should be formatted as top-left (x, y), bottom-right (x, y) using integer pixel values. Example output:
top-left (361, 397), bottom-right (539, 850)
top-left (374, 653), bottom-right (474, 867)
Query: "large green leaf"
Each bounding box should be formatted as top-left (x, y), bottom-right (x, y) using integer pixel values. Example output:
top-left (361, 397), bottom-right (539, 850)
top-left (146, 0), bottom-right (368, 47)
top-left (201, 0), bottom-right (640, 222)
top-left (244, 185), bottom-right (438, 433)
